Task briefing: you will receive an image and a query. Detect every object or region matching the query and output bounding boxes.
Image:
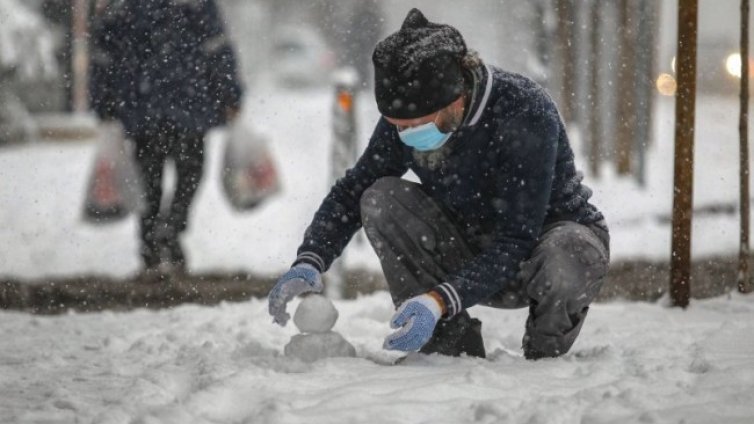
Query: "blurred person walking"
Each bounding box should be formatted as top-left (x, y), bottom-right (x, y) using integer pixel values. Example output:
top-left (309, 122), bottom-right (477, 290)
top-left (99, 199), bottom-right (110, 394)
top-left (267, 9), bottom-right (609, 360)
top-left (89, 0), bottom-right (243, 276)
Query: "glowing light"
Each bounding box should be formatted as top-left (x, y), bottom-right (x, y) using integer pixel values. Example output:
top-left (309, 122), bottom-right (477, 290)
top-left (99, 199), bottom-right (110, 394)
top-left (656, 73), bottom-right (677, 96)
top-left (726, 53), bottom-right (742, 78)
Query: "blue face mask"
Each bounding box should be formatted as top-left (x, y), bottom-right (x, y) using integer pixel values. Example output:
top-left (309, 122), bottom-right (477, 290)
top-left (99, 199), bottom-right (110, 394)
top-left (397, 121), bottom-right (452, 151)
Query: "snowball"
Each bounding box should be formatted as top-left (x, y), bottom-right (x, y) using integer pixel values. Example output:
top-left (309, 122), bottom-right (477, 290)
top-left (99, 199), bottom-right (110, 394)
top-left (284, 332), bottom-right (356, 363)
top-left (293, 294), bottom-right (338, 334)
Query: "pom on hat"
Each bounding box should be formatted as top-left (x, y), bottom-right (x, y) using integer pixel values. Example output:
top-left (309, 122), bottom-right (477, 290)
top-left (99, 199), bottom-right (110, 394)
top-left (372, 8), bottom-right (467, 119)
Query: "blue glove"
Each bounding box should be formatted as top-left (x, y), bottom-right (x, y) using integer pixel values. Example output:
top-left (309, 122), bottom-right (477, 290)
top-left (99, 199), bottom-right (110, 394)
top-left (268, 263), bottom-right (324, 326)
top-left (383, 294), bottom-right (443, 352)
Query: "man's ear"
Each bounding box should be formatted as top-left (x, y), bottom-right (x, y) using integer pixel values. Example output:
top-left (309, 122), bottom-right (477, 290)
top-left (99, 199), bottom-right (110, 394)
top-left (440, 96), bottom-right (465, 132)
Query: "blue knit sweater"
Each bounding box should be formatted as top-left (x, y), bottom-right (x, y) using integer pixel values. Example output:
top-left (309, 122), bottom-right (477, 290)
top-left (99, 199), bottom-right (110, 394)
top-left (296, 64), bottom-right (604, 314)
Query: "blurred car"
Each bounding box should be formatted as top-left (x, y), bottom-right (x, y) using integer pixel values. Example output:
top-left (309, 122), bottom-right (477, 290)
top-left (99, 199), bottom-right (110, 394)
top-left (271, 25), bottom-right (336, 88)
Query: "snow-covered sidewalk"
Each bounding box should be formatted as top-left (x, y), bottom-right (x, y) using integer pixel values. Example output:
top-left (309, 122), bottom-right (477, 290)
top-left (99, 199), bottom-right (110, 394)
top-left (2, 292), bottom-right (753, 423)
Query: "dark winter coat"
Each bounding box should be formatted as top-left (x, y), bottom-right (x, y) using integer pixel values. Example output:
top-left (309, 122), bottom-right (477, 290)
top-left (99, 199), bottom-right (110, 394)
top-left (89, 0), bottom-right (243, 138)
top-left (296, 64), bottom-right (605, 311)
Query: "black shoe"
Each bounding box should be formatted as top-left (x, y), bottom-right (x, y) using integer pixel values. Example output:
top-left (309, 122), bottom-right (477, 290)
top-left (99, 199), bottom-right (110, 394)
top-left (522, 307), bottom-right (589, 360)
top-left (140, 242), bottom-right (161, 270)
top-left (165, 237), bottom-right (185, 267)
top-left (155, 214), bottom-right (186, 268)
top-left (420, 312), bottom-right (486, 358)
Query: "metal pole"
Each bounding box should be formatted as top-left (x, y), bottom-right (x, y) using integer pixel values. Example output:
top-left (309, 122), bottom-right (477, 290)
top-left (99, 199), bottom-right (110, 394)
top-left (327, 68), bottom-right (360, 299)
top-left (670, 0), bottom-right (698, 308)
top-left (71, 0), bottom-right (90, 112)
top-left (739, 0), bottom-right (752, 294)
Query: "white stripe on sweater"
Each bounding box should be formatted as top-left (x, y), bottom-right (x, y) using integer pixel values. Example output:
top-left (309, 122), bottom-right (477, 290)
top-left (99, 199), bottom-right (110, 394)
top-left (443, 283), bottom-right (462, 315)
top-left (437, 283), bottom-right (459, 316)
top-left (437, 285), bottom-right (456, 315)
top-left (297, 252), bottom-right (325, 271)
top-left (469, 64), bottom-right (493, 126)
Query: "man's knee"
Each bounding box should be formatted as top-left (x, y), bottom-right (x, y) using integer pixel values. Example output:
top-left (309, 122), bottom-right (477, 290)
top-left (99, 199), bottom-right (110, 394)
top-left (360, 176), bottom-right (411, 224)
top-left (520, 223), bottom-right (609, 359)
top-left (524, 223), bottom-right (608, 305)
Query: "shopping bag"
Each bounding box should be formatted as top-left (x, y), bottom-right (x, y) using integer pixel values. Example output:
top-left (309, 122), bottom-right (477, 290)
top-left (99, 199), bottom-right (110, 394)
top-left (221, 121), bottom-right (280, 210)
top-left (82, 121), bottom-right (143, 223)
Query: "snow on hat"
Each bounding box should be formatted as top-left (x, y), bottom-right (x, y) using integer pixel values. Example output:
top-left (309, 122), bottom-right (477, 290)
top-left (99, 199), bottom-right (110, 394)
top-left (372, 8), bottom-right (467, 119)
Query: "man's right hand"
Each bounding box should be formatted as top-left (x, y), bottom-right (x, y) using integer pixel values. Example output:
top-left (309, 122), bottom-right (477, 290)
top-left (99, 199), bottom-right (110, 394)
top-left (225, 106), bottom-right (241, 122)
top-left (268, 263), bottom-right (324, 326)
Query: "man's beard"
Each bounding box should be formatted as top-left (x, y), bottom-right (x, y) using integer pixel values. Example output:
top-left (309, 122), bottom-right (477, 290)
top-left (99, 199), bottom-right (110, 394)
top-left (412, 107), bottom-right (464, 170)
top-left (437, 106), bottom-right (464, 133)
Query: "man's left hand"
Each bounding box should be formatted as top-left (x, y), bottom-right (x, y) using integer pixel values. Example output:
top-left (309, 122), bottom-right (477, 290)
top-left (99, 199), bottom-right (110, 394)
top-left (383, 293), bottom-right (443, 352)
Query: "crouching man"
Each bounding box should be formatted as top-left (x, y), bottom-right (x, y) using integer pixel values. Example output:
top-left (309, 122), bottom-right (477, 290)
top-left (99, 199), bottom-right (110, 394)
top-left (268, 8), bottom-right (609, 360)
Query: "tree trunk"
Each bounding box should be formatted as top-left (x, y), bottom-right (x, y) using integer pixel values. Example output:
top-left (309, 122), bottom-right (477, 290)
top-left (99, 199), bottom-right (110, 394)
top-left (739, 0), bottom-right (752, 294)
top-left (556, 0), bottom-right (577, 126)
top-left (532, 0), bottom-right (552, 88)
top-left (634, 0), bottom-right (658, 186)
top-left (588, 0), bottom-right (602, 178)
top-left (670, 0), bottom-right (699, 308)
top-left (615, 0), bottom-right (637, 175)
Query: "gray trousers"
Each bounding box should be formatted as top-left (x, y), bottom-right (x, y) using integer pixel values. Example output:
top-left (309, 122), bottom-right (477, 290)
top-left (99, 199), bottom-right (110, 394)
top-left (360, 177), bottom-right (610, 358)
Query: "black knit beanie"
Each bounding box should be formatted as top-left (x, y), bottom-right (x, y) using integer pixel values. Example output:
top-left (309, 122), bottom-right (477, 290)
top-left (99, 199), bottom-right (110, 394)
top-left (372, 8), bottom-right (467, 119)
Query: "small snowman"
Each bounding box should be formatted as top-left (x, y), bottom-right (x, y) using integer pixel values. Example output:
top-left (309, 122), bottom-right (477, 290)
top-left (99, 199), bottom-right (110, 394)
top-left (284, 294), bottom-right (356, 363)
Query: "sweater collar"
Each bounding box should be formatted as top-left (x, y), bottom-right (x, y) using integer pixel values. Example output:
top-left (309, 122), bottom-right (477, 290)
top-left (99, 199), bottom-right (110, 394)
top-left (461, 63), bottom-right (493, 128)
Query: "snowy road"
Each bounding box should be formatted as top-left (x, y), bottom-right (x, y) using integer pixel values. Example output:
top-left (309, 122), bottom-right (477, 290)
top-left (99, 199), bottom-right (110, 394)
top-left (2, 292), bottom-right (753, 423)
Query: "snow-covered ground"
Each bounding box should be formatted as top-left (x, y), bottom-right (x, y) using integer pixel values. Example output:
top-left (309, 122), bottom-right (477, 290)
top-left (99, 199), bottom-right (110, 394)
top-left (2, 291), bottom-right (753, 423)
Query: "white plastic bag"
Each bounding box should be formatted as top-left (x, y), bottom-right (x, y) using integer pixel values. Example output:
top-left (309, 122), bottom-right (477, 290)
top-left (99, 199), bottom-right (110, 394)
top-left (221, 121), bottom-right (281, 210)
top-left (83, 121), bottom-right (143, 223)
